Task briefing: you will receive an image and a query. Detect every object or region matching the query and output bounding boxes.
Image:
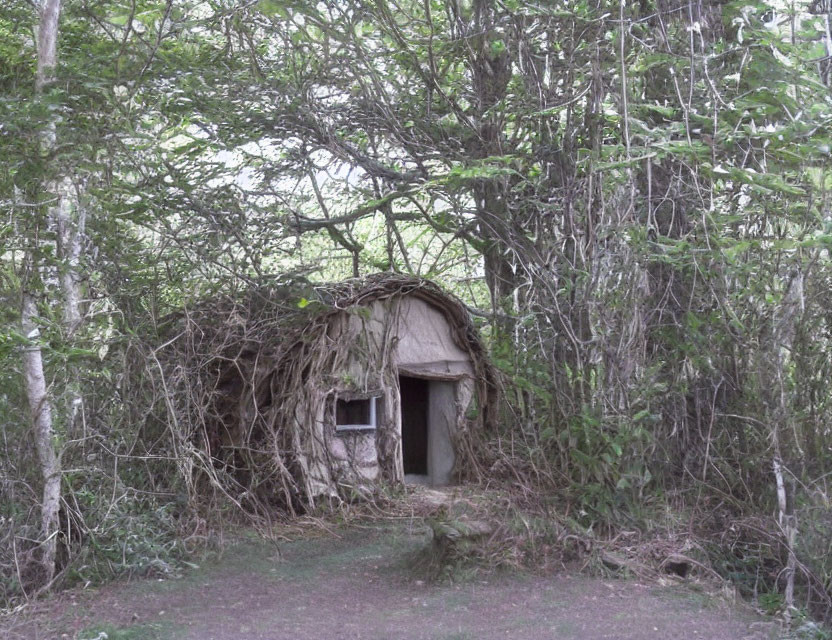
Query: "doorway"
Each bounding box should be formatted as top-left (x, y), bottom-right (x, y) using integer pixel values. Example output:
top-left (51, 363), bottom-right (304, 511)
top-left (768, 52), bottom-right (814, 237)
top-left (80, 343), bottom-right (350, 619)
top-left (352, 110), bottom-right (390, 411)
top-left (399, 375), bottom-right (456, 486)
top-left (399, 375), bottom-right (428, 476)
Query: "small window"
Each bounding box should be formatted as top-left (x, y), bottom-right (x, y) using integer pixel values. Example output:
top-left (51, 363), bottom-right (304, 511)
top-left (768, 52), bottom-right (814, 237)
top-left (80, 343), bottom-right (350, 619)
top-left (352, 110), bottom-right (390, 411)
top-left (335, 396), bottom-right (378, 432)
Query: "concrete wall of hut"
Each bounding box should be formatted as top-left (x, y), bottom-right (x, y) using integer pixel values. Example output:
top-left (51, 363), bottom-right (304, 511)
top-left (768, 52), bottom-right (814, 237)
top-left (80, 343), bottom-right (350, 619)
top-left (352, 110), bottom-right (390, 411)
top-left (312, 296), bottom-right (476, 494)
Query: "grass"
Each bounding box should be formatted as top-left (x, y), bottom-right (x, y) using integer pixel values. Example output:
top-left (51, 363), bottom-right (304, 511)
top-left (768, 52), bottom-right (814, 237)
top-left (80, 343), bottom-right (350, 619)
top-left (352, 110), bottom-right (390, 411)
top-left (76, 621), bottom-right (180, 640)
top-left (649, 582), bottom-right (719, 611)
top-left (3, 518), bottom-right (784, 640)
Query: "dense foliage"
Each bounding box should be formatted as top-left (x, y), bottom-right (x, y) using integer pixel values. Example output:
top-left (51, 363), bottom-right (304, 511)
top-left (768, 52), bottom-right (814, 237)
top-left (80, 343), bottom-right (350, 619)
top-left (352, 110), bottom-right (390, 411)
top-left (2, 0), bottom-right (832, 626)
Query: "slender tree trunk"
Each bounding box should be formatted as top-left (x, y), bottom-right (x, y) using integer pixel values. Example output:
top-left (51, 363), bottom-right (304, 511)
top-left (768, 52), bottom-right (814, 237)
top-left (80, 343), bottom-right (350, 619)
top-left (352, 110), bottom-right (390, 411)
top-left (773, 453), bottom-right (797, 616)
top-left (21, 294), bottom-right (62, 585)
top-left (467, 1), bottom-right (518, 317)
top-left (20, 0), bottom-right (65, 586)
top-left (769, 270), bottom-right (804, 618)
top-left (56, 183), bottom-right (86, 438)
top-left (56, 185), bottom-right (85, 335)
top-left (36, 0), bottom-right (61, 92)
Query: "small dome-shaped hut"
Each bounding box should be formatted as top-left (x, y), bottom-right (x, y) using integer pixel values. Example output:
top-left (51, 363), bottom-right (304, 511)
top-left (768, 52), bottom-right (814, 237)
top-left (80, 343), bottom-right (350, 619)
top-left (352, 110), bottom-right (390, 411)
top-left (161, 274), bottom-right (496, 514)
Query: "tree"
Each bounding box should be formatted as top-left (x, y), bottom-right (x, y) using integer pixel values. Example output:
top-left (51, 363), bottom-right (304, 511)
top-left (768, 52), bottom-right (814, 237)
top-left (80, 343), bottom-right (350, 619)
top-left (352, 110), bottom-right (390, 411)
top-left (18, 0), bottom-right (66, 587)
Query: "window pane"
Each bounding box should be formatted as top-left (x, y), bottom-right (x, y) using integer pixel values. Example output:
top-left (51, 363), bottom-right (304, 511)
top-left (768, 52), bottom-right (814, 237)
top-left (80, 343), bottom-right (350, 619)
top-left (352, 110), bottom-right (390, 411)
top-left (336, 398), bottom-right (370, 425)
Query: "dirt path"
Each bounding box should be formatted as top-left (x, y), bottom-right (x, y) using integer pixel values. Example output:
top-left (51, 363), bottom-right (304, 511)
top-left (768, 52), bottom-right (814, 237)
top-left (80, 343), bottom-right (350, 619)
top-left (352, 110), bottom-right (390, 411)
top-left (1, 523), bottom-right (779, 640)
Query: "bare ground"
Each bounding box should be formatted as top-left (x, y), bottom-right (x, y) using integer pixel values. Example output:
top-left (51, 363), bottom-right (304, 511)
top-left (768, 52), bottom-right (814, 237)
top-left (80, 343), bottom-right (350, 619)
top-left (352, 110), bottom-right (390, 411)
top-left (1, 522), bottom-right (781, 640)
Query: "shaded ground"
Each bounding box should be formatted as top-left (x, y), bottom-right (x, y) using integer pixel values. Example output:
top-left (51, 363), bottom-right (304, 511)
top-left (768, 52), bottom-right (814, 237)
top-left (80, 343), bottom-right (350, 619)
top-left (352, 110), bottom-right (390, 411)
top-left (1, 522), bottom-right (780, 640)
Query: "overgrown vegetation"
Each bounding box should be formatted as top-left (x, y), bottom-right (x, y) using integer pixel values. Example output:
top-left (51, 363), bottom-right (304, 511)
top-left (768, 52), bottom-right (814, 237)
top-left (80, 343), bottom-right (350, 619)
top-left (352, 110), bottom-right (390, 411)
top-left (2, 0), bottom-right (832, 630)
top-left (147, 273), bottom-right (496, 517)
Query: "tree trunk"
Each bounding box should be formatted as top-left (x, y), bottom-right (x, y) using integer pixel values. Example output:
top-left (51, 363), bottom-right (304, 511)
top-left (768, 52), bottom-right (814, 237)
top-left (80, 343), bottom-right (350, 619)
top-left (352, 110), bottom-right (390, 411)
top-left (21, 294), bottom-right (61, 585)
top-left (55, 184), bottom-right (85, 335)
top-left (56, 182), bottom-right (86, 439)
top-left (769, 270), bottom-right (804, 618)
top-left (467, 0), bottom-right (519, 314)
top-left (36, 0), bottom-right (61, 92)
top-left (20, 0), bottom-right (65, 587)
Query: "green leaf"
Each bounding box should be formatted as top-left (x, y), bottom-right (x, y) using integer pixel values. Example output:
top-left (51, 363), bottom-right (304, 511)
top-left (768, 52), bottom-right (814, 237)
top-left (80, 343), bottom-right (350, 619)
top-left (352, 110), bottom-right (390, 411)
top-left (632, 409), bottom-right (651, 423)
top-left (108, 11), bottom-right (132, 26)
top-left (258, 0), bottom-right (288, 18)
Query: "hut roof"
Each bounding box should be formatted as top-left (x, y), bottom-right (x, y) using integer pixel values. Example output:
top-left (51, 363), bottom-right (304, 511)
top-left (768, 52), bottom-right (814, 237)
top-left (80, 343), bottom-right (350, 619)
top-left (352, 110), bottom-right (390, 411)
top-left (168, 273), bottom-right (492, 375)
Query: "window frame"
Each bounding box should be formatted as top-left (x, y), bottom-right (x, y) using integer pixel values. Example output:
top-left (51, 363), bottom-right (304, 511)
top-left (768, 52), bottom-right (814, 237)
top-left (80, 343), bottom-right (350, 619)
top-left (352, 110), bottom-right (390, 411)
top-left (334, 394), bottom-right (380, 433)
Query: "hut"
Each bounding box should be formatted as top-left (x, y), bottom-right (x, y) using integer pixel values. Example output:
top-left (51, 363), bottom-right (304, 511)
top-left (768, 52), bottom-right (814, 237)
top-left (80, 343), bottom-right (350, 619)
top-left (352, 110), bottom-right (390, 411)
top-left (161, 274), bottom-right (496, 514)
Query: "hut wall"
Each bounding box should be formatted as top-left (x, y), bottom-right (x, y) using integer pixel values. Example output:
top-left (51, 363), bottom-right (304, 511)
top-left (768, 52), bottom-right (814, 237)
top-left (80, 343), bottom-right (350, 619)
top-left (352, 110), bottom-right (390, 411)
top-left (312, 297), bottom-right (476, 491)
top-left (394, 297), bottom-right (474, 375)
top-left (317, 301), bottom-right (393, 493)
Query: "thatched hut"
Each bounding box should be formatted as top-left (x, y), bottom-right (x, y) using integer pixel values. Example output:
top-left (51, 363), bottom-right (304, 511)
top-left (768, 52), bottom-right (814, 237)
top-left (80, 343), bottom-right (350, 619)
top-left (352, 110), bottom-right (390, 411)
top-left (161, 274), bottom-right (496, 514)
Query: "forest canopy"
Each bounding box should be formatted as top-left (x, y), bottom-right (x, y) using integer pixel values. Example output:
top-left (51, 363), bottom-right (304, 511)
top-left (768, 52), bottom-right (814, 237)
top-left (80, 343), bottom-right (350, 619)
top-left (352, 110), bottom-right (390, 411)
top-left (2, 0), bottom-right (832, 626)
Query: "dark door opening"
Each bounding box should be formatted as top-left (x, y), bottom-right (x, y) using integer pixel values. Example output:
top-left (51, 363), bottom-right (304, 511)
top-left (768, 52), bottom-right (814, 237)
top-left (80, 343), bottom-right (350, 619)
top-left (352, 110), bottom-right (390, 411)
top-left (399, 375), bottom-right (429, 475)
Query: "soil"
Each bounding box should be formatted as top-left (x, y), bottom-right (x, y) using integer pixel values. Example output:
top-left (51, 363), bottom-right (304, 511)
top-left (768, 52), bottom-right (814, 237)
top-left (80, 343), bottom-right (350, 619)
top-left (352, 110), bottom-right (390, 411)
top-left (0, 522), bottom-right (781, 640)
